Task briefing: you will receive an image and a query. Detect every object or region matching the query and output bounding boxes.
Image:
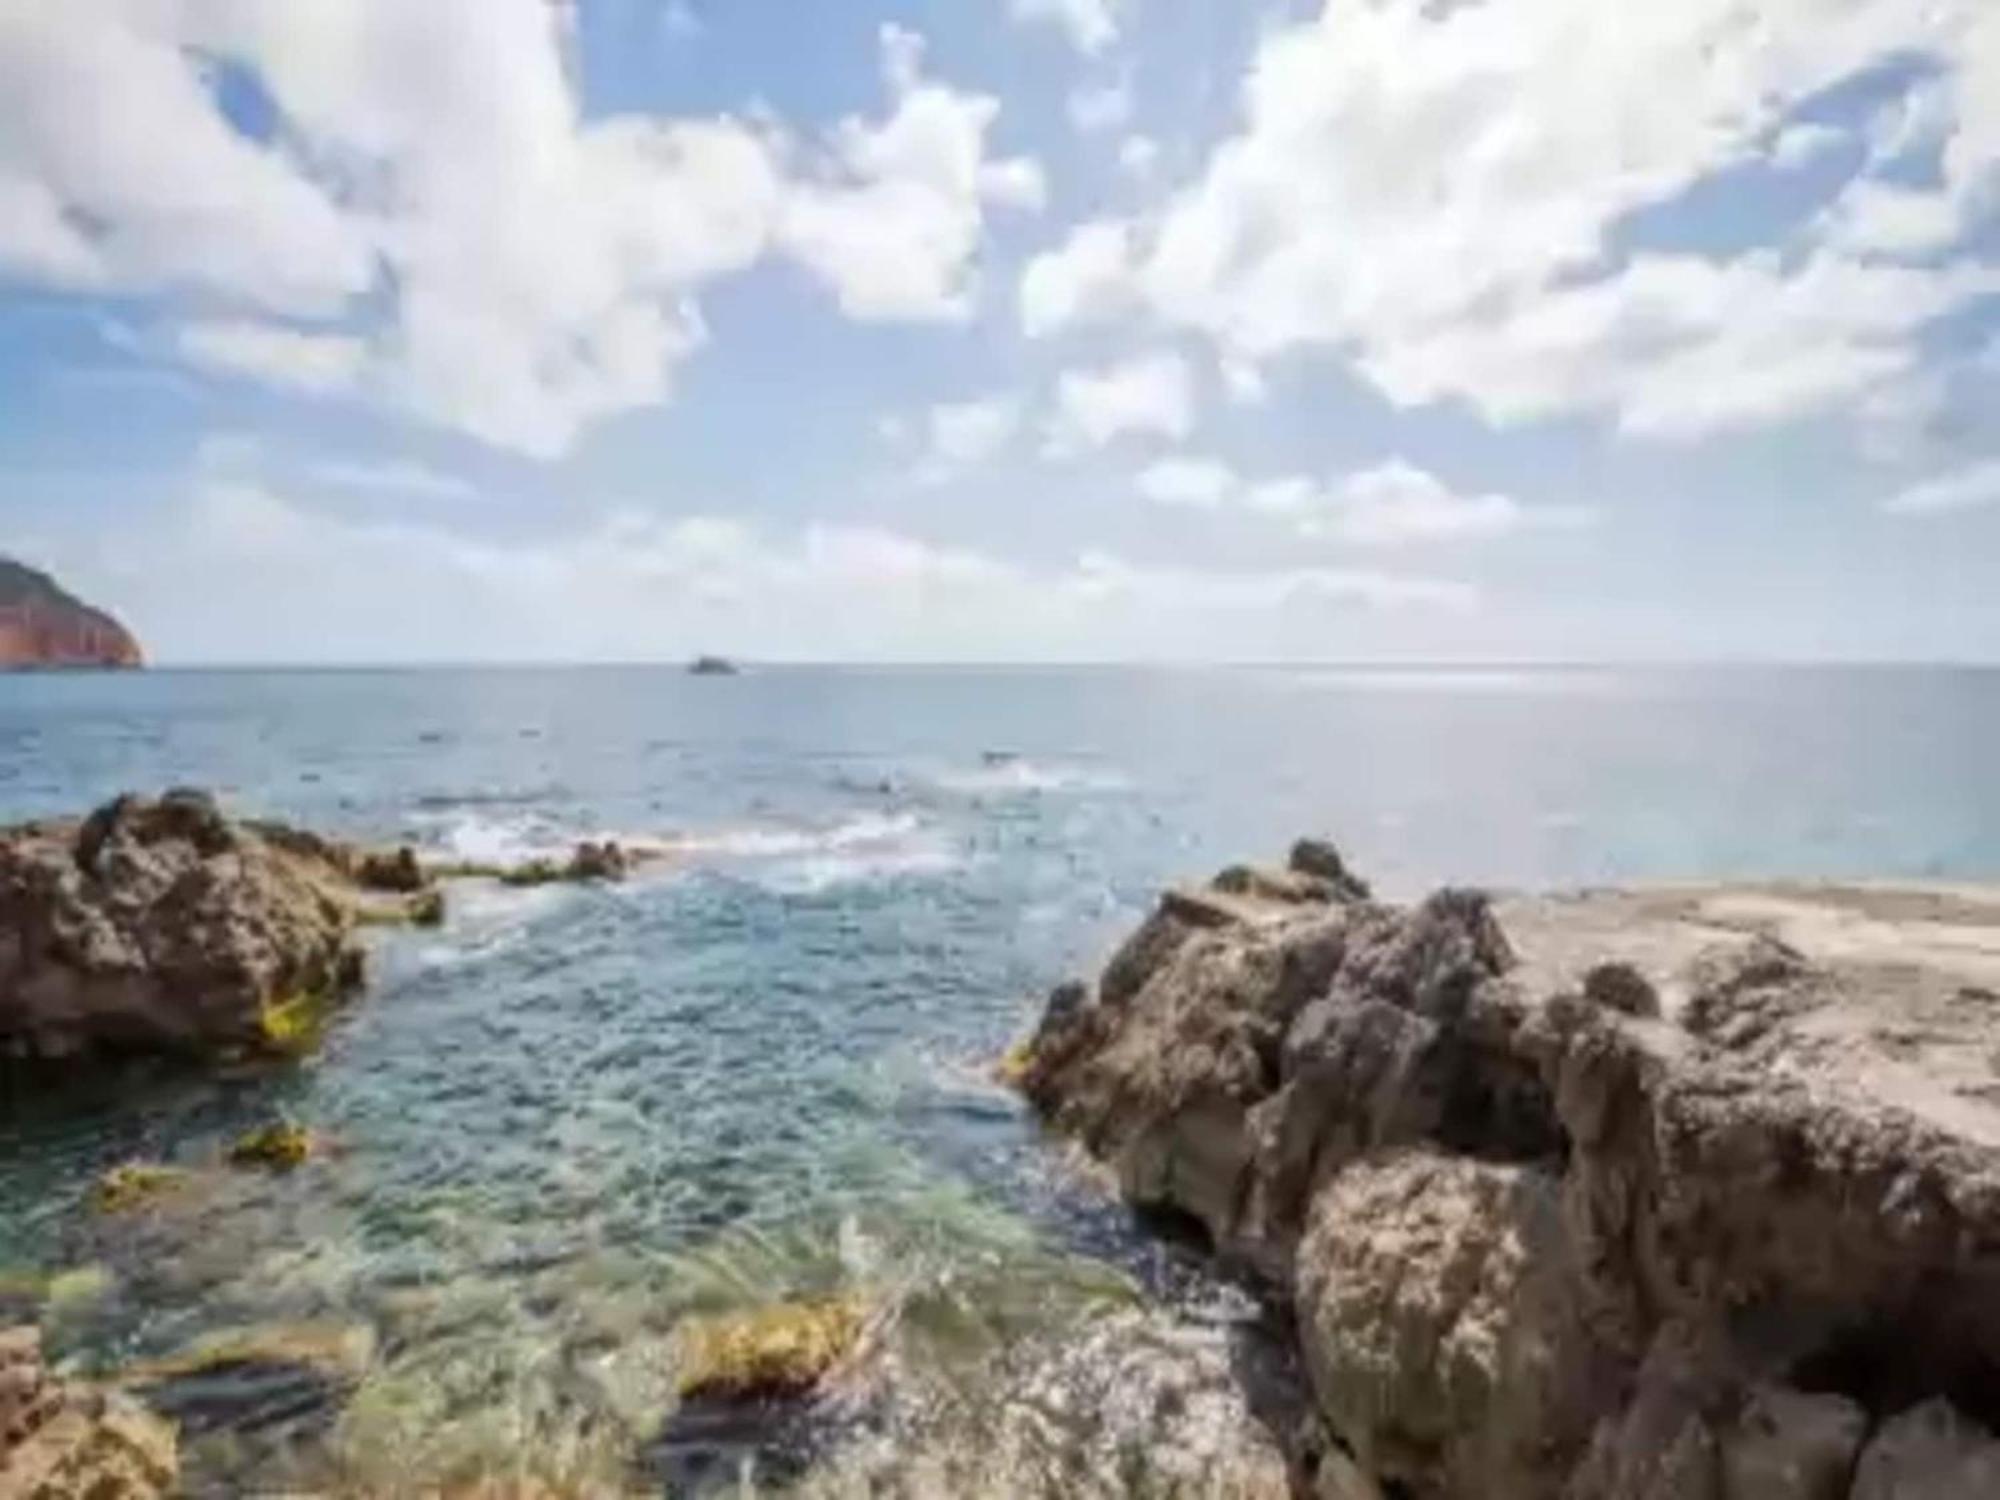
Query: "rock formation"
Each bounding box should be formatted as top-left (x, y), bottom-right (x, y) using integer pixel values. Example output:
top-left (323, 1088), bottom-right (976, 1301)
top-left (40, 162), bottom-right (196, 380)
top-left (0, 790), bottom-right (439, 1072)
top-left (0, 1326), bottom-right (177, 1498)
top-left (1015, 844), bottom-right (2000, 1499)
top-left (0, 559), bottom-right (142, 670)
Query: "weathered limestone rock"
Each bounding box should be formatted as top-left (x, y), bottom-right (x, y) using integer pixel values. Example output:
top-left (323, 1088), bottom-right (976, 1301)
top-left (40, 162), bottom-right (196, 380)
top-left (1015, 847), bottom-right (2000, 1500)
top-left (0, 1326), bottom-right (177, 1498)
top-left (1849, 1399), bottom-right (2000, 1499)
top-left (0, 790), bottom-right (432, 1071)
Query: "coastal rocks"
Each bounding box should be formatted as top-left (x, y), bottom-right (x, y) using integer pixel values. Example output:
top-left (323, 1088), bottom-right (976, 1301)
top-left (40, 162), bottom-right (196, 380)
top-left (0, 1326), bottom-right (177, 1498)
top-left (0, 791), bottom-right (370, 1069)
top-left (0, 559), bottom-right (142, 671)
top-left (782, 1307), bottom-right (1298, 1499)
top-left (1014, 846), bottom-right (2000, 1500)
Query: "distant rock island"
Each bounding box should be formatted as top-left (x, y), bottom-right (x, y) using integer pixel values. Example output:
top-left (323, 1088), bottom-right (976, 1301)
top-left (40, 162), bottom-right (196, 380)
top-left (0, 558), bottom-right (143, 669)
top-left (688, 655), bottom-right (739, 676)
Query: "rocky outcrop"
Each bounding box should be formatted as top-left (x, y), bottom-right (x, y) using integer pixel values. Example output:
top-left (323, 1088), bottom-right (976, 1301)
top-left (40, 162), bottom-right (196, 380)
top-left (0, 1326), bottom-right (177, 1498)
top-left (1015, 843), bottom-right (2000, 1499)
top-left (0, 790), bottom-right (439, 1071)
top-left (0, 559), bottom-right (142, 670)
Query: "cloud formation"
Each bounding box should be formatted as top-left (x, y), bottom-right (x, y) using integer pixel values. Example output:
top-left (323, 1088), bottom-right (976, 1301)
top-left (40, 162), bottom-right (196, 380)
top-left (1020, 0), bottom-right (1999, 440)
top-left (0, 5), bottom-right (1041, 456)
top-left (47, 478), bottom-right (1472, 664)
top-left (1047, 351), bottom-right (1194, 451)
top-left (1138, 456), bottom-right (1590, 547)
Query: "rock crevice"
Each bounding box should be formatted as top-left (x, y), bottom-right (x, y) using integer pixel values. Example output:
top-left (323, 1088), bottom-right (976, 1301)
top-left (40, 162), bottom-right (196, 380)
top-left (1016, 844), bottom-right (2000, 1499)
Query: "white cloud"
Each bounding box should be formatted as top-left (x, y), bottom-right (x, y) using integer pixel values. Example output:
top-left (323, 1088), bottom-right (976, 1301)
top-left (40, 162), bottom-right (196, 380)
top-left (310, 459), bottom-right (478, 502)
top-left (0, 6), bottom-right (372, 312)
top-left (1068, 551), bottom-right (1474, 614)
top-left (1136, 456), bottom-right (1240, 508)
top-left (0, 6), bottom-right (1041, 456)
top-left (931, 397), bottom-right (1020, 462)
top-left (1881, 460), bottom-right (2000, 517)
top-left (1770, 121), bottom-right (1848, 171)
top-left (1025, 0), bottom-right (1999, 440)
top-left (779, 24), bottom-right (1043, 323)
top-left (1355, 251), bottom-right (1998, 440)
top-left (1118, 135), bottom-right (1160, 178)
top-left (1307, 461), bottom-right (1586, 547)
top-left (1009, 0), bottom-right (1129, 56)
top-left (54, 479), bottom-right (1471, 663)
top-left (777, 27), bottom-right (1041, 313)
top-left (1137, 454), bottom-right (1589, 546)
top-left (177, 321), bottom-right (367, 396)
top-left (1048, 351), bottom-right (1194, 452)
top-left (910, 393), bottom-right (1023, 482)
top-left (978, 157), bottom-right (1049, 213)
top-left (1069, 79), bottom-right (1133, 135)
top-left (1136, 455), bottom-right (1236, 507)
top-left (1021, 219), bottom-right (1141, 338)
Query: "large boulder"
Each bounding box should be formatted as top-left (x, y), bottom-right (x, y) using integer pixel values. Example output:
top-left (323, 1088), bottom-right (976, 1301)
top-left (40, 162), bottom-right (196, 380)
top-left (0, 790), bottom-right (371, 1067)
top-left (1014, 848), bottom-right (2000, 1500)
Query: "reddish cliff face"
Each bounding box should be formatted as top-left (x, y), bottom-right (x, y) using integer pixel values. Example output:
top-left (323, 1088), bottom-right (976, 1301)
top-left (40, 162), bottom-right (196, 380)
top-left (0, 559), bottom-right (144, 669)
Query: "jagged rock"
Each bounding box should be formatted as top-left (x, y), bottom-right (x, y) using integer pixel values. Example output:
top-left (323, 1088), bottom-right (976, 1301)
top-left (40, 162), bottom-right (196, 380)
top-left (1288, 839), bottom-right (1371, 902)
top-left (1014, 848), bottom-right (2000, 1500)
top-left (1849, 1399), bottom-right (2000, 1498)
top-left (355, 845), bottom-right (426, 893)
top-left (1718, 1385), bottom-right (1868, 1500)
top-left (1295, 1151), bottom-right (1599, 1499)
top-left (0, 792), bottom-right (413, 1072)
top-left (0, 1326), bottom-right (177, 1498)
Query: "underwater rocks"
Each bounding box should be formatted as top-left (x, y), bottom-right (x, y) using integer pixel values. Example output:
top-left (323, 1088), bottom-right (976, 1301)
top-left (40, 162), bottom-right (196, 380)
top-left (0, 790), bottom-right (458, 1076)
top-left (0, 1326), bottom-right (177, 1498)
top-left (1014, 845), bottom-right (2000, 1500)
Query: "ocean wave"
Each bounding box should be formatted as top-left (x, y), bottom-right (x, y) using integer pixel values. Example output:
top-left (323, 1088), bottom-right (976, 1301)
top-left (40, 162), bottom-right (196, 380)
top-left (663, 810), bottom-right (925, 859)
top-left (411, 810), bottom-right (575, 865)
top-left (753, 841), bottom-right (966, 895)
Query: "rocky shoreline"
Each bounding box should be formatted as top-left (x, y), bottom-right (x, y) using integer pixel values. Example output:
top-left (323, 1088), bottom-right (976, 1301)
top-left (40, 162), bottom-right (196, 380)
top-left (0, 790), bottom-right (641, 1075)
top-left (10, 798), bottom-right (2000, 1495)
top-left (1012, 840), bottom-right (2000, 1498)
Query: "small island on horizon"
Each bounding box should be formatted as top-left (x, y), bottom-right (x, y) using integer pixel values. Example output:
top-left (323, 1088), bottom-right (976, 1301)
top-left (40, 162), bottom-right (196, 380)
top-left (0, 557), bottom-right (143, 671)
top-left (688, 654), bottom-right (740, 676)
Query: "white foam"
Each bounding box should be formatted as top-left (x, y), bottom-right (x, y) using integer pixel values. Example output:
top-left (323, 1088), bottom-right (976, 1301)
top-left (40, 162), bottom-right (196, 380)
top-left (757, 841), bottom-right (965, 894)
top-left (930, 759), bottom-right (1129, 795)
top-left (664, 810), bottom-right (925, 859)
top-left (418, 811), bottom-right (570, 865)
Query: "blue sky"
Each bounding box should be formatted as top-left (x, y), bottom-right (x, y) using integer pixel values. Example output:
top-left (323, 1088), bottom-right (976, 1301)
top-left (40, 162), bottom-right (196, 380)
top-left (1, 0), bottom-right (1996, 663)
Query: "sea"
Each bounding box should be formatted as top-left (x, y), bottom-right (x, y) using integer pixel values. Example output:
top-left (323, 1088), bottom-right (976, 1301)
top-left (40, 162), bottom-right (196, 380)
top-left (2, 664), bottom-right (1996, 1491)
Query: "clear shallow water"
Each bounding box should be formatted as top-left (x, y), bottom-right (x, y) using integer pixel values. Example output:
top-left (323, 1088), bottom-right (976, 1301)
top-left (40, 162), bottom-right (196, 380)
top-left (3, 665), bottom-right (1998, 1489)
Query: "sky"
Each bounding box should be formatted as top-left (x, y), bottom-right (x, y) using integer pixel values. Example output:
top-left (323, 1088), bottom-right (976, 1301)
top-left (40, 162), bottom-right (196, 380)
top-left (0, 0), bottom-right (1996, 665)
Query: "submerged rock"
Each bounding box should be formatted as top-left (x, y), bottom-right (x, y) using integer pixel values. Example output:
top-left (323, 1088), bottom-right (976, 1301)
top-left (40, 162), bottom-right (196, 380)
top-left (1013, 844), bottom-right (2000, 1500)
top-left (0, 1325), bottom-right (177, 1498)
top-left (226, 1120), bottom-right (317, 1172)
top-left (89, 1164), bottom-right (197, 1216)
top-left (675, 1297), bottom-right (867, 1404)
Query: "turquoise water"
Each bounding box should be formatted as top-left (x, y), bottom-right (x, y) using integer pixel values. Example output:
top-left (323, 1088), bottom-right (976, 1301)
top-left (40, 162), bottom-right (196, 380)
top-left (2, 665), bottom-right (1998, 1489)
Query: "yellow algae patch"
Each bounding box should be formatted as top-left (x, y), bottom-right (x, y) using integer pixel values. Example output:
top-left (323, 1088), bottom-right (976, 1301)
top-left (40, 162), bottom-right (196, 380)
top-left (228, 1120), bottom-right (317, 1172)
top-left (126, 1320), bottom-right (376, 1387)
top-left (992, 1039), bottom-right (1035, 1087)
top-left (675, 1296), bottom-right (866, 1403)
top-left (91, 1163), bottom-right (195, 1214)
top-left (255, 989), bottom-right (332, 1055)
